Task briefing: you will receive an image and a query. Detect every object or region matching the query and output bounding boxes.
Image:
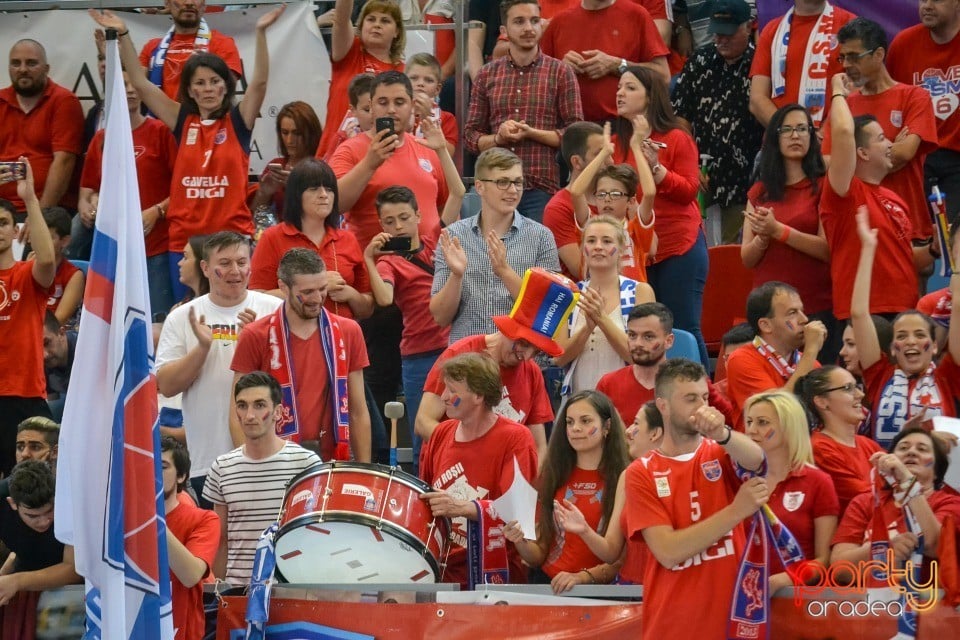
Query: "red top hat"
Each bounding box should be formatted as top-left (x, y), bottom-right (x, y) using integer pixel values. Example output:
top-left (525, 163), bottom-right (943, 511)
top-left (492, 268), bottom-right (579, 358)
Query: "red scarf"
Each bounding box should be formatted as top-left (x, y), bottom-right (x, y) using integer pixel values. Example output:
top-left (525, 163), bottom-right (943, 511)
top-left (267, 306), bottom-right (351, 460)
top-left (751, 336), bottom-right (799, 379)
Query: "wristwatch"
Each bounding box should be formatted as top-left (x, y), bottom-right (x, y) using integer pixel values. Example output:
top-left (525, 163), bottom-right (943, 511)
top-left (618, 58), bottom-right (628, 74)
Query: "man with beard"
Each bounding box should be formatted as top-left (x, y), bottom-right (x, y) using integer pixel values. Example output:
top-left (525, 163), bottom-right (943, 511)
top-left (0, 40), bottom-right (83, 212)
top-left (139, 0), bottom-right (242, 100)
top-left (726, 281), bottom-right (826, 430)
top-left (597, 303), bottom-right (675, 427)
top-left (231, 248), bottom-right (372, 462)
top-left (161, 436), bottom-right (219, 640)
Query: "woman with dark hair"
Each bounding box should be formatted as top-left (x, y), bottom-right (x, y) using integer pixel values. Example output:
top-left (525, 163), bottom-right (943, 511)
top-left (851, 210), bottom-right (960, 447)
top-left (317, 0), bottom-right (406, 157)
top-left (176, 234), bottom-right (211, 303)
top-left (90, 6), bottom-right (285, 301)
top-left (795, 365), bottom-right (883, 515)
top-left (554, 401), bottom-right (665, 585)
top-left (503, 390), bottom-right (631, 592)
top-left (742, 104), bottom-right (835, 362)
top-left (251, 101), bottom-right (324, 222)
top-left (831, 427), bottom-right (960, 581)
top-left (611, 65), bottom-right (708, 365)
top-left (249, 159), bottom-right (373, 320)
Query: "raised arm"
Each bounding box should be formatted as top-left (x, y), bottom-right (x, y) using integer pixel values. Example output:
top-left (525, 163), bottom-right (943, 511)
top-left (239, 5), bottom-right (285, 130)
top-left (331, 0), bottom-right (357, 63)
top-left (16, 159), bottom-right (56, 289)
top-left (418, 118), bottom-right (464, 226)
top-left (570, 123), bottom-right (613, 226)
top-left (826, 74), bottom-right (856, 198)
top-left (89, 10), bottom-right (179, 130)
top-left (850, 207), bottom-right (883, 370)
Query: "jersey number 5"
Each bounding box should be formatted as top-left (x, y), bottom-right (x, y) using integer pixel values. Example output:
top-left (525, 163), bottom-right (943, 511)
top-left (689, 491), bottom-right (701, 522)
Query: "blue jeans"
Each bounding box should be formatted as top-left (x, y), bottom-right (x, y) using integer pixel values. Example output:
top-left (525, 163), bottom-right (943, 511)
top-left (517, 188), bottom-right (552, 224)
top-left (148, 252), bottom-right (175, 317)
top-left (401, 349), bottom-right (443, 475)
top-left (646, 231), bottom-right (710, 366)
top-left (168, 251), bottom-right (189, 302)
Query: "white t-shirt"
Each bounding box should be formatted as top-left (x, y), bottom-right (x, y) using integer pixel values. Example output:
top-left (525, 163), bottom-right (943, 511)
top-left (156, 291), bottom-right (282, 477)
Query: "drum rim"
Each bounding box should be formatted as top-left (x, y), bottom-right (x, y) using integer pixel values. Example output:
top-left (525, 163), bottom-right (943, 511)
top-left (274, 512), bottom-right (443, 584)
top-left (284, 461), bottom-right (433, 495)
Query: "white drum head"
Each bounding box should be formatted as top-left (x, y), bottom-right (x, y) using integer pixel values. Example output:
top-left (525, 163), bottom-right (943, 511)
top-left (275, 519), bottom-right (438, 584)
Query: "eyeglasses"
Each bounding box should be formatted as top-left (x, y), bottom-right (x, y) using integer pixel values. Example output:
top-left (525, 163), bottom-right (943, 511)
top-left (836, 49), bottom-right (876, 64)
top-left (777, 125), bottom-right (811, 137)
top-left (594, 190), bottom-right (629, 200)
top-left (822, 381), bottom-right (864, 395)
top-left (478, 178), bottom-right (525, 191)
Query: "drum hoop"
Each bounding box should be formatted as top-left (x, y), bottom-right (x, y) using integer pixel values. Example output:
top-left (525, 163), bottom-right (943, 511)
top-left (274, 512), bottom-right (443, 583)
top-left (283, 461), bottom-right (433, 496)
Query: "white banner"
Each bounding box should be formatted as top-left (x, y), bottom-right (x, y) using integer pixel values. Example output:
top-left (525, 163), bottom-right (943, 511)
top-left (0, 1), bottom-right (434, 174)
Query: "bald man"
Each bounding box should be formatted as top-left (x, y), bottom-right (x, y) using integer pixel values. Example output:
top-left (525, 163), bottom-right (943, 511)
top-left (0, 39), bottom-right (84, 212)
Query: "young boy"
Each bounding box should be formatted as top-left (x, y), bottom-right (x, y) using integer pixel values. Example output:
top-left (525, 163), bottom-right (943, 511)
top-left (570, 123), bottom-right (657, 282)
top-left (363, 118), bottom-right (464, 473)
top-left (406, 52), bottom-right (457, 155)
top-left (323, 72), bottom-right (376, 160)
top-left (41, 207), bottom-right (84, 325)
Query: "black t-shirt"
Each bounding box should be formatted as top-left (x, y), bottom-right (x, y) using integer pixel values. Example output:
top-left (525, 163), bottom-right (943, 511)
top-left (0, 499), bottom-right (64, 572)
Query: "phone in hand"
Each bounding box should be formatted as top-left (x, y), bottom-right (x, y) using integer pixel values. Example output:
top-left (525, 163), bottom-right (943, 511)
top-left (266, 162), bottom-right (284, 171)
top-left (0, 161), bottom-right (26, 183)
top-left (375, 117), bottom-right (395, 136)
top-left (381, 236), bottom-right (412, 253)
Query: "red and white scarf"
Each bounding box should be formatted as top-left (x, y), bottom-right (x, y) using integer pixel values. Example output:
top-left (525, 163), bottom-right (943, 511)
top-left (752, 336), bottom-right (799, 380)
top-left (267, 306), bottom-right (351, 460)
top-left (770, 2), bottom-right (836, 127)
top-left (875, 363), bottom-right (942, 447)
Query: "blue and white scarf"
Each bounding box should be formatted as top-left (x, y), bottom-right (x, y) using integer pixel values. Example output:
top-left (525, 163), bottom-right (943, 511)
top-left (148, 18), bottom-right (212, 88)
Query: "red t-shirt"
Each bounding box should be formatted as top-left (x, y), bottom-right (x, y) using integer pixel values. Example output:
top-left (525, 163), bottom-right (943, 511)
top-left (540, 2), bottom-right (668, 122)
top-left (618, 461), bottom-right (648, 584)
top-left (834, 489), bottom-right (960, 579)
top-left (248, 222), bottom-right (370, 320)
top-left (614, 128), bottom-right (702, 262)
top-left (725, 343), bottom-right (799, 432)
top-left (419, 416), bottom-right (539, 588)
top-left (819, 177), bottom-right (918, 319)
top-left (767, 465), bottom-right (839, 568)
top-left (327, 132), bottom-right (447, 250)
top-left (543, 188), bottom-right (588, 280)
top-left (750, 8), bottom-right (857, 121)
top-left (138, 30), bottom-right (242, 100)
top-left (596, 365), bottom-right (655, 428)
top-left (375, 237), bottom-right (450, 356)
top-left (423, 335), bottom-right (554, 426)
top-left (810, 431), bottom-right (883, 517)
top-left (0, 261), bottom-right (50, 397)
top-left (0, 81), bottom-right (84, 211)
top-left (862, 354), bottom-right (960, 445)
top-left (230, 311), bottom-right (369, 457)
top-left (317, 38), bottom-right (404, 158)
top-left (166, 499), bottom-right (220, 640)
top-left (822, 84), bottom-right (938, 238)
top-left (168, 106), bottom-right (254, 252)
top-left (81, 117), bottom-right (177, 256)
top-left (747, 179), bottom-right (832, 314)
top-left (541, 466), bottom-right (606, 578)
top-left (887, 24), bottom-right (960, 153)
top-left (45, 259), bottom-right (80, 314)
top-left (625, 440), bottom-right (745, 640)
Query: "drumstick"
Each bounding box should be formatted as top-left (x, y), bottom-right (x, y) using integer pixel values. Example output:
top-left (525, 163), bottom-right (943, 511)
top-left (385, 401), bottom-right (405, 468)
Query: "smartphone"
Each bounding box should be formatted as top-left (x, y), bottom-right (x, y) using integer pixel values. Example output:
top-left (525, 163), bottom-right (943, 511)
top-left (382, 236), bottom-right (412, 253)
top-left (266, 162), bottom-right (284, 171)
top-left (375, 117), bottom-right (395, 136)
top-left (0, 161), bottom-right (26, 183)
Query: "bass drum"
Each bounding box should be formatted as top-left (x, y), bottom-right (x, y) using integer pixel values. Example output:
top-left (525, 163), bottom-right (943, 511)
top-left (275, 461), bottom-right (449, 584)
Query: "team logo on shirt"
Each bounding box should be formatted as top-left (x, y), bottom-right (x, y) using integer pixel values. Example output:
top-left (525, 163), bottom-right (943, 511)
top-left (214, 128), bottom-right (228, 145)
top-left (782, 491), bottom-right (805, 512)
top-left (0, 280), bottom-right (9, 313)
top-left (133, 145), bottom-right (146, 159)
top-left (185, 125), bottom-right (200, 145)
top-left (419, 158), bottom-right (433, 173)
top-left (655, 476), bottom-right (671, 498)
top-left (890, 111), bottom-right (903, 128)
top-left (700, 459), bottom-right (722, 482)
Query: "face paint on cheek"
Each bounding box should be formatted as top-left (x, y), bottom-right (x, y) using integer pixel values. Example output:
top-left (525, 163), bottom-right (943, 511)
top-left (922, 340), bottom-right (932, 353)
top-left (588, 426), bottom-right (599, 437)
top-left (450, 395), bottom-right (461, 408)
top-left (785, 320), bottom-right (795, 332)
top-left (892, 343), bottom-right (901, 353)
top-left (296, 294), bottom-right (305, 305)
top-left (763, 427), bottom-right (776, 441)
top-left (608, 246), bottom-right (618, 256)
top-left (214, 268), bottom-right (224, 280)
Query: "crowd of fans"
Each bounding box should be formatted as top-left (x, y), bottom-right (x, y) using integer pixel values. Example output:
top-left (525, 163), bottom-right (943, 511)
top-left (1, 1), bottom-right (960, 639)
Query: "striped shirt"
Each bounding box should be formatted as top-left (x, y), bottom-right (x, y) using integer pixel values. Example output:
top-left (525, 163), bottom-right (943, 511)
top-left (463, 51), bottom-right (583, 193)
top-left (203, 441), bottom-right (320, 585)
top-left (432, 212), bottom-right (560, 344)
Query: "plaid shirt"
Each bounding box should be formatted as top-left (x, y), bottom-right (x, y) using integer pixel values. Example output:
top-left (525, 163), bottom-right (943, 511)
top-left (432, 212), bottom-right (560, 344)
top-left (464, 51), bottom-right (583, 193)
